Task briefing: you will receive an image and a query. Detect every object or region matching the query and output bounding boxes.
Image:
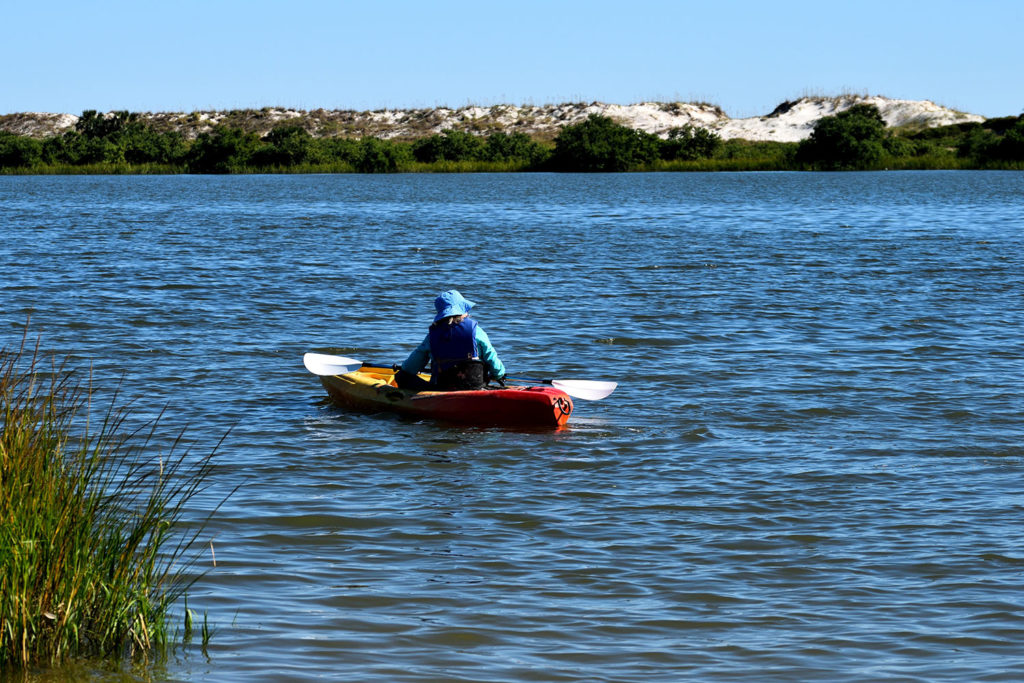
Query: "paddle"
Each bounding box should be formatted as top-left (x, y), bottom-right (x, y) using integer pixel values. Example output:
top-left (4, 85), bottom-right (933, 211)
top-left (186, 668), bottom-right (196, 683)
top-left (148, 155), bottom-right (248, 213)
top-left (302, 353), bottom-right (617, 401)
top-left (303, 353), bottom-right (363, 376)
top-left (506, 377), bottom-right (617, 401)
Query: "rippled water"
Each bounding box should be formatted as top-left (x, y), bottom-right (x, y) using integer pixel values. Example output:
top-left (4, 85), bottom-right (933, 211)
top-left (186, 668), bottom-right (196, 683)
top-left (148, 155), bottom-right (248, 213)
top-left (3, 171), bottom-right (1024, 681)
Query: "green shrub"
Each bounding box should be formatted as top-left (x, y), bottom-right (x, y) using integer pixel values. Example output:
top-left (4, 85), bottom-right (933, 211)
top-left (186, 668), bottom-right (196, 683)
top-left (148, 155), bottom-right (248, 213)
top-left (123, 128), bottom-right (188, 166)
top-left (75, 110), bottom-right (135, 139)
top-left (660, 125), bottom-right (722, 161)
top-left (883, 136), bottom-right (917, 158)
top-left (187, 126), bottom-right (262, 173)
top-left (255, 125), bottom-right (317, 167)
top-left (796, 104), bottom-right (887, 170)
top-left (411, 129), bottom-right (485, 163)
top-left (313, 137), bottom-right (362, 168)
top-left (0, 133), bottom-right (43, 168)
top-left (482, 131), bottom-right (549, 166)
top-left (992, 117), bottom-right (1024, 160)
top-left (980, 116), bottom-right (1022, 135)
top-left (551, 114), bottom-right (661, 171)
top-left (355, 137), bottom-right (410, 173)
top-left (957, 126), bottom-right (1000, 160)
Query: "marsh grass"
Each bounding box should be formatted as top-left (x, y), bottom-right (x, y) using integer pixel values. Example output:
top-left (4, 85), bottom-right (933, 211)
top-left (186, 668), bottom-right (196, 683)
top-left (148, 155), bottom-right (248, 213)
top-left (185, 159), bottom-right (537, 174)
top-left (646, 157), bottom-right (796, 172)
top-left (404, 159), bottom-right (535, 173)
top-left (0, 163), bottom-right (185, 176)
top-left (0, 335), bottom-right (225, 668)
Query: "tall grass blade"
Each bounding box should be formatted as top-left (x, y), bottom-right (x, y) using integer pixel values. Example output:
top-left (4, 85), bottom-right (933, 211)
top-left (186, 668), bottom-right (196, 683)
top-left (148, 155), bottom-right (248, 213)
top-left (0, 331), bottom-right (230, 668)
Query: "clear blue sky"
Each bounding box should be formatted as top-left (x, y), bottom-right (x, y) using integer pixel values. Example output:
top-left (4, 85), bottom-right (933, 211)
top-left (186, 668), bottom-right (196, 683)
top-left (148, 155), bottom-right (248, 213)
top-left (3, 0), bottom-right (1020, 118)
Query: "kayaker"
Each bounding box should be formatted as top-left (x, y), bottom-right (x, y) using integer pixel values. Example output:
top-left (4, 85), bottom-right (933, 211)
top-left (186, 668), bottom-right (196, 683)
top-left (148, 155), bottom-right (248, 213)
top-left (396, 290), bottom-right (507, 391)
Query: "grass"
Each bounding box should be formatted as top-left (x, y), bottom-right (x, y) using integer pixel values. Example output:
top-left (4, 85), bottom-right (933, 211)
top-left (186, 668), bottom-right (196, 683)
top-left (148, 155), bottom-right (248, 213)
top-left (0, 163), bottom-right (185, 176)
top-left (403, 159), bottom-right (536, 173)
top-left (646, 157), bottom-right (797, 172)
top-left (3, 148), bottom-right (1020, 175)
top-left (0, 333), bottom-right (225, 668)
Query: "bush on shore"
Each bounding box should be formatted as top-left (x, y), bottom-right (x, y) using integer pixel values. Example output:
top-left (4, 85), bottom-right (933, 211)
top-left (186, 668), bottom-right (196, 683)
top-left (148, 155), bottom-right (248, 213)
top-left (796, 104), bottom-right (887, 170)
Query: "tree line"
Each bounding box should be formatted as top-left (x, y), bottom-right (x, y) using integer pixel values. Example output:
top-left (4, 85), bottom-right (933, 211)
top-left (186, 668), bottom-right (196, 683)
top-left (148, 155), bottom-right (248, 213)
top-left (794, 104), bottom-right (1024, 170)
top-left (1, 107), bottom-right (1022, 173)
top-left (0, 110), bottom-right (722, 172)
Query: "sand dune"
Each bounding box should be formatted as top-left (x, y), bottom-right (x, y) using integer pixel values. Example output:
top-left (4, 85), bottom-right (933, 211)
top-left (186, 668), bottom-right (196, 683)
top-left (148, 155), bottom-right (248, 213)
top-left (1, 95), bottom-right (984, 142)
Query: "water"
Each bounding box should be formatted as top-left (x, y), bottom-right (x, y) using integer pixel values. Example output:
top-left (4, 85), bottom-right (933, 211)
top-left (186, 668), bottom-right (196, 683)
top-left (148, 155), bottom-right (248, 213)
top-left (2, 171), bottom-right (1024, 681)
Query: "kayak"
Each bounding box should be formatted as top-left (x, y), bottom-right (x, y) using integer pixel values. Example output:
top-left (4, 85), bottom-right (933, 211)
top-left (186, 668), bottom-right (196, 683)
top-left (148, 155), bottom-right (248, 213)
top-left (315, 365), bottom-right (574, 428)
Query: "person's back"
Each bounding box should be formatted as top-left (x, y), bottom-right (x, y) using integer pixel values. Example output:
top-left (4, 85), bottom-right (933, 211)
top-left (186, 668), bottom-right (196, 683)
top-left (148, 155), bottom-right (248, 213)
top-left (397, 290), bottom-right (506, 391)
top-left (428, 314), bottom-right (487, 390)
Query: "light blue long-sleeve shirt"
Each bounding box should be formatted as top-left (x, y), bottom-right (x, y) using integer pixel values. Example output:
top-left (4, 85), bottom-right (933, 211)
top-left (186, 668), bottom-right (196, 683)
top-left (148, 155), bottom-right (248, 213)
top-left (401, 322), bottom-right (506, 379)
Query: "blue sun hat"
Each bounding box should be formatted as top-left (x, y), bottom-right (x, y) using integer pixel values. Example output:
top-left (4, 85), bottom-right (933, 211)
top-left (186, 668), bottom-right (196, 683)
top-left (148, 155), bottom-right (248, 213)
top-left (433, 289), bottom-right (476, 322)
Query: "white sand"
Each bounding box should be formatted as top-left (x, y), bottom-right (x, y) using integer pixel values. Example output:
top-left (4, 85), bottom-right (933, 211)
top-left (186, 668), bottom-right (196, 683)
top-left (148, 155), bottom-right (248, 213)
top-left (4, 96), bottom-right (985, 141)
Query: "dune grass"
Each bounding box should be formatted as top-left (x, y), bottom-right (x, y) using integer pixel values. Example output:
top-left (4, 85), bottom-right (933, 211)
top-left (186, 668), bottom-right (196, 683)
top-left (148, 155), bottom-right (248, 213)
top-left (0, 334), bottom-right (224, 668)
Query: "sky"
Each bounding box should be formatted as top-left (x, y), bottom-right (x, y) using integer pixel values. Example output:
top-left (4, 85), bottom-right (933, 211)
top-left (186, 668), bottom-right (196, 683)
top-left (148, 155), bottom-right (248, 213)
top-left (2, 0), bottom-right (1020, 119)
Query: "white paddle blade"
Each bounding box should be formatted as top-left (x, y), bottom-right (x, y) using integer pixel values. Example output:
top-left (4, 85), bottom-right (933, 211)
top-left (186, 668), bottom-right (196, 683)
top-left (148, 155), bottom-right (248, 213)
top-left (550, 379), bottom-right (617, 401)
top-left (303, 353), bottom-right (363, 376)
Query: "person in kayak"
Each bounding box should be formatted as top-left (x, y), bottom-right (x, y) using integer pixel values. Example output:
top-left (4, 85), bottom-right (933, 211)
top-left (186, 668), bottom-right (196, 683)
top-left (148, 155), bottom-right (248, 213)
top-left (396, 289), bottom-right (507, 391)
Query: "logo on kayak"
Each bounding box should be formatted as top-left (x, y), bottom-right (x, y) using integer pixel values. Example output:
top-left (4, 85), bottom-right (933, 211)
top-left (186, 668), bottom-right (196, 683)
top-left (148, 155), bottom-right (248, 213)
top-left (554, 396), bottom-right (572, 419)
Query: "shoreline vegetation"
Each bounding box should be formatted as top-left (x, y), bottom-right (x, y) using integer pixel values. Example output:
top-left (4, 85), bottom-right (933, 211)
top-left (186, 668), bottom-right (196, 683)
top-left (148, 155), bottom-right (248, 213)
top-left (0, 333), bottom-right (225, 669)
top-left (1, 105), bottom-right (1022, 174)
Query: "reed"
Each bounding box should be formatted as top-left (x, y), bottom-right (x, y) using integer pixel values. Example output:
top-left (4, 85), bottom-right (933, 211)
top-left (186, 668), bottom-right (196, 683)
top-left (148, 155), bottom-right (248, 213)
top-left (644, 157), bottom-right (796, 172)
top-left (404, 159), bottom-right (535, 173)
top-left (0, 163), bottom-right (186, 176)
top-left (0, 335), bottom-right (223, 668)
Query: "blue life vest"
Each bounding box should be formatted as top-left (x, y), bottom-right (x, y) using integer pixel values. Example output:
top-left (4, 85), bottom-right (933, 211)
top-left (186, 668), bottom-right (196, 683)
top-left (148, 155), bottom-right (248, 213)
top-left (428, 317), bottom-right (479, 377)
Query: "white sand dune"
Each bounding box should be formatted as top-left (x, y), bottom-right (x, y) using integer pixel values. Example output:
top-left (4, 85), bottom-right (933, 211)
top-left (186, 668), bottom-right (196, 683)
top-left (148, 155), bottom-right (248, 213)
top-left (1, 96), bottom-right (984, 141)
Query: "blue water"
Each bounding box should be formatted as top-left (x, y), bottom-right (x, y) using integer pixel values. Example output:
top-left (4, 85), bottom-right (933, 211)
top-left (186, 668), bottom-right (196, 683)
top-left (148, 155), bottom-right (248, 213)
top-left (2, 171), bottom-right (1024, 681)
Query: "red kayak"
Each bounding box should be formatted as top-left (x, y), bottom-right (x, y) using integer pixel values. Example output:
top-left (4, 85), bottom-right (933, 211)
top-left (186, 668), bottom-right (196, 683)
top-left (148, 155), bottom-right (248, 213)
top-left (316, 365), bottom-right (573, 428)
